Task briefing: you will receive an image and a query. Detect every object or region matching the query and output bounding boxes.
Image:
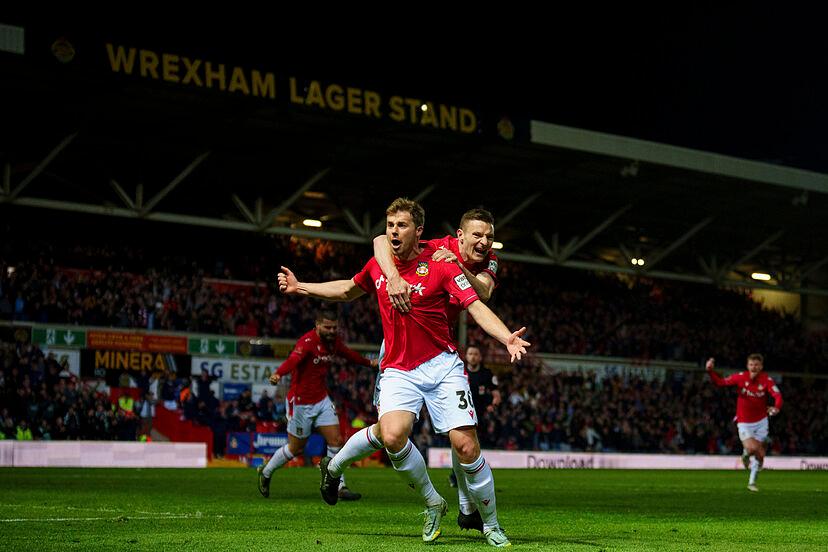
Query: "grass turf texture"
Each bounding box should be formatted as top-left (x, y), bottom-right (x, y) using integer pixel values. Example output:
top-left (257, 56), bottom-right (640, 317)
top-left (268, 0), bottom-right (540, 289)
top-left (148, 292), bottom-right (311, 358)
top-left (0, 467), bottom-right (826, 551)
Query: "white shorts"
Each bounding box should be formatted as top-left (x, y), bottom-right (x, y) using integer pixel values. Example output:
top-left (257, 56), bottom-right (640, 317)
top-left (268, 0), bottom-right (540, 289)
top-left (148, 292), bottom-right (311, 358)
top-left (737, 418), bottom-right (769, 442)
top-left (378, 351), bottom-right (477, 434)
top-left (372, 340), bottom-right (385, 407)
top-left (286, 396), bottom-right (339, 439)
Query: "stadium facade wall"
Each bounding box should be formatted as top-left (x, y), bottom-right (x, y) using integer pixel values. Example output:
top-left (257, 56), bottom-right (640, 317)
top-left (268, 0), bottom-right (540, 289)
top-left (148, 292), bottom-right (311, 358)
top-left (428, 448), bottom-right (828, 470)
top-left (0, 441), bottom-right (206, 468)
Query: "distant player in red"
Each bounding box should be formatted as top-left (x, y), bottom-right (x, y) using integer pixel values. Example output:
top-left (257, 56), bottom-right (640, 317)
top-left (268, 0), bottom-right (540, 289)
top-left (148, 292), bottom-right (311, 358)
top-left (706, 354), bottom-right (783, 491)
top-left (278, 198), bottom-right (527, 547)
top-left (257, 310), bottom-right (377, 501)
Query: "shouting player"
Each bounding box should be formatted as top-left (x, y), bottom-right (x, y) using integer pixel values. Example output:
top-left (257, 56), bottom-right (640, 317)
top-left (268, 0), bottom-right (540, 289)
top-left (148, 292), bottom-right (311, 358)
top-left (278, 198), bottom-right (528, 547)
top-left (706, 354), bottom-right (783, 491)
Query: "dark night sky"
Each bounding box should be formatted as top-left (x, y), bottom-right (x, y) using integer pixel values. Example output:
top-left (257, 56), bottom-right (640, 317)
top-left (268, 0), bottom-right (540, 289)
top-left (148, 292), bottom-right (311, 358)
top-left (12, 11), bottom-right (828, 172)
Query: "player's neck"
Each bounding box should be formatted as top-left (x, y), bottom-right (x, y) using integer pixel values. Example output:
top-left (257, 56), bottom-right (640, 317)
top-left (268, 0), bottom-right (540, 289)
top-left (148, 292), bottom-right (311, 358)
top-left (394, 243), bottom-right (422, 262)
top-left (467, 363), bottom-right (480, 372)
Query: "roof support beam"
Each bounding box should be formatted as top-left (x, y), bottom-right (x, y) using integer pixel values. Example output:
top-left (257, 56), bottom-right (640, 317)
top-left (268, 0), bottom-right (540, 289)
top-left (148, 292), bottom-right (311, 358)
top-left (141, 151), bottom-right (210, 215)
top-left (497, 192), bottom-right (542, 231)
top-left (232, 194), bottom-right (256, 224)
top-left (110, 179), bottom-right (135, 210)
top-left (559, 204), bottom-right (632, 262)
top-left (644, 217), bottom-right (713, 271)
top-left (801, 253), bottom-right (828, 281)
top-left (723, 230), bottom-right (784, 276)
top-left (8, 132), bottom-right (77, 200)
top-left (259, 168), bottom-right (329, 230)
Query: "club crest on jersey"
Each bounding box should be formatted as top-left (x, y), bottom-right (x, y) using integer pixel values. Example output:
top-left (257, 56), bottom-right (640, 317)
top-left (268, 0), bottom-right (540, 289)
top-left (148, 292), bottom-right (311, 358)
top-left (454, 274), bottom-right (472, 290)
top-left (488, 259), bottom-right (498, 274)
top-left (416, 262), bottom-right (429, 276)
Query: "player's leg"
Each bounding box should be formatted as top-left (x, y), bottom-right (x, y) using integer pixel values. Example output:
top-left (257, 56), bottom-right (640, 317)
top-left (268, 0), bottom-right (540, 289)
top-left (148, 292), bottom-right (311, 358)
top-left (317, 421), bottom-right (361, 501)
top-left (327, 423), bottom-right (384, 478)
top-left (426, 353), bottom-right (509, 547)
top-left (327, 362), bottom-right (386, 478)
top-left (258, 429), bottom-right (307, 498)
top-left (452, 446), bottom-right (484, 532)
top-left (378, 367), bottom-right (445, 542)
top-left (746, 418), bottom-right (769, 490)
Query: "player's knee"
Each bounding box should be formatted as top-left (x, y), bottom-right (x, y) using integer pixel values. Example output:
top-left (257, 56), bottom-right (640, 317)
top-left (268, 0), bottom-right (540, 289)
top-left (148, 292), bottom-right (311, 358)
top-left (453, 438), bottom-right (480, 463)
top-left (381, 430), bottom-right (408, 452)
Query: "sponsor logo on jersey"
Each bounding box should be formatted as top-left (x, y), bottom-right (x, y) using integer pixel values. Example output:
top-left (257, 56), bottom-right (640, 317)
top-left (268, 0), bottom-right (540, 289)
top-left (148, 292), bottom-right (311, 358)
top-left (416, 262), bottom-right (429, 276)
top-left (454, 274), bottom-right (471, 291)
top-left (410, 282), bottom-right (426, 296)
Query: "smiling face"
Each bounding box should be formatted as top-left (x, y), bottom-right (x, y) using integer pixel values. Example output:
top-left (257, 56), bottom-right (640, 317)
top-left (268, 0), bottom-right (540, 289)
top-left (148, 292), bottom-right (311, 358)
top-left (457, 219), bottom-right (495, 263)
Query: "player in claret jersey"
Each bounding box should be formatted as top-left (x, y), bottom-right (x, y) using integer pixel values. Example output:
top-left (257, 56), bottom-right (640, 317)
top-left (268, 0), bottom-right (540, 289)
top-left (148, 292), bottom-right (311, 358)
top-left (706, 354), bottom-right (783, 492)
top-left (257, 310), bottom-right (377, 501)
top-left (278, 198), bottom-right (528, 548)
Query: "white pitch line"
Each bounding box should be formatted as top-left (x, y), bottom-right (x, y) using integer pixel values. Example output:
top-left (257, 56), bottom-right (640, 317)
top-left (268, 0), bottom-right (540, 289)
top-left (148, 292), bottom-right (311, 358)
top-left (0, 513), bottom-right (223, 523)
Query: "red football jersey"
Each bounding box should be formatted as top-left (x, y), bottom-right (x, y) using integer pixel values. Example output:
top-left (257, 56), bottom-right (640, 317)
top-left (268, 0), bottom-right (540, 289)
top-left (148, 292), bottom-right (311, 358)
top-left (276, 329), bottom-right (371, 405)
top-left (353, 247), bottom-right (480, 371)
top-left (426, 235), bottom-right (499, 341)
top-left (709, 370), bottom-right (783, 423)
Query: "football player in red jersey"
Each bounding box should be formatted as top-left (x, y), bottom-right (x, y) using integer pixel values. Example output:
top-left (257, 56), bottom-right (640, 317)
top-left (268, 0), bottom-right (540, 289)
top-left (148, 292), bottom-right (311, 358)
top-left (257, 310), bottom-right (377, 501)
top-left (706, 354), bottom-right (783, 491)
top-left (278, 198), bottom-right (527, 547)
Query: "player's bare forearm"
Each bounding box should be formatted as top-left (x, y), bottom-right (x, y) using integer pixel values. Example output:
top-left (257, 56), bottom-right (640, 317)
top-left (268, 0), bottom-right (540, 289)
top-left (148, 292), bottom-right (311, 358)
top-left (467, 300), bottom-right (510, 343)
top-left (298, 280), bottom-right (365, 302)
top-left (373, 235), bottom-right (401, 280)
top-left (373, 235), bottom-right (411, 311)
top-left (460, 264), bottom-right (493, 303)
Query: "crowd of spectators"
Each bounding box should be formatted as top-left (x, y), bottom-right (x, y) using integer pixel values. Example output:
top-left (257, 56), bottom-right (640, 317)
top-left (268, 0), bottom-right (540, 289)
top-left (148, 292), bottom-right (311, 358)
top-left (2, 224), bottom-right (827, 456)
top-left (2, 236), bottom-right (827, 372)
top-left (0, 341), bottom-right (152, 442)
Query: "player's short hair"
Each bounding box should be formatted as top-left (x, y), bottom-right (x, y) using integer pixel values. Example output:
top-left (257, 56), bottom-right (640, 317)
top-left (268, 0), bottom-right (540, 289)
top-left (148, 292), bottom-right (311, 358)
top-left (316, 310), bottom-right (338, 323)
top-left (459, 208), bottom-right (495, 231)
top-left (386, 197), bottom-right (425, 228)
top-left (466, 344), bottom-right (482, 354)
top-left (747, 353), bottom-right (764, 363)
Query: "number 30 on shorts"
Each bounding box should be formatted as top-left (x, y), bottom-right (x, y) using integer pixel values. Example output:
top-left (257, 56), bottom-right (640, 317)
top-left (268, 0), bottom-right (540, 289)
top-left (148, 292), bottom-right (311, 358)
top-left (456, 390), bottom-right (474, 410)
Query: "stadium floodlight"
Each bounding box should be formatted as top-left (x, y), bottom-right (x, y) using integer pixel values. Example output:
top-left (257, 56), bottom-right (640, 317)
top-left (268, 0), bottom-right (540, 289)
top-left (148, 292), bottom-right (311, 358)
top-left (6, 266), bottom-right (14, 276)
top-left (492, 241), bottom-right (504, 250)
top-left (638, 258), bottom-right (645, 266)
top-left (420, 104), bottom-right (428, 112)
top-left (302, 219), bottom-right (322, 228)
top-left (751, 272), bottom-right (772, 281)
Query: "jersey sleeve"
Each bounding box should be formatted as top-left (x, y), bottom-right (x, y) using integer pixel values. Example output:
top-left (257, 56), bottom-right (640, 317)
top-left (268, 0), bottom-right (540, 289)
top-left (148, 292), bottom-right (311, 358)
top-left (767, 376), bottom-right (783, 409)
top-left (481, 251), bottom-right (500, 286)
top-left (352, 258), bottom-right (378, 295)
top-left (442, 263), bottom-right (479, 308)
top-left (276, 338), bottom-right (310, 376)
top-left (335, 338), bottom-right (372, 367)
top-left (709, 370), bottom-right (742, 387)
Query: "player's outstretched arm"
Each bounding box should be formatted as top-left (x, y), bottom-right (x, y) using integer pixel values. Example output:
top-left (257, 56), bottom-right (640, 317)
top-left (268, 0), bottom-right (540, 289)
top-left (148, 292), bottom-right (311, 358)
top-left (705, 357), bottom-right (734, 386)
top-left (466, 300), bottom-right (530, 362)
top-left (278, 266), bottom-right (365, 302)
top-left (373, 235), bottom-right (411, 312)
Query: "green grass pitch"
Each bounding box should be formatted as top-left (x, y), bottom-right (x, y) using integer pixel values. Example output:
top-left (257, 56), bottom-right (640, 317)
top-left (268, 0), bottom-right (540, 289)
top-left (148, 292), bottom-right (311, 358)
top-left (1, 467), bottom-right (826, 551)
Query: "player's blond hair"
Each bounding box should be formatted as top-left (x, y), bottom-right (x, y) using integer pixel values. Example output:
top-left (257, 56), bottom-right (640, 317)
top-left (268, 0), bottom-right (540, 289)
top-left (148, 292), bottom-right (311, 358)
top-left (386, 197), bottom-right (425, 228)
top-left (747, 353), bottom-right (764, 363)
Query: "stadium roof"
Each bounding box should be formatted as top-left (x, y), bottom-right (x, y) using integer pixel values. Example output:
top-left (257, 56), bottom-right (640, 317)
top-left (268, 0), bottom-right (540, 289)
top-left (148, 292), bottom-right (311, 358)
top-left (2, 23), bottom-right (828, 296)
